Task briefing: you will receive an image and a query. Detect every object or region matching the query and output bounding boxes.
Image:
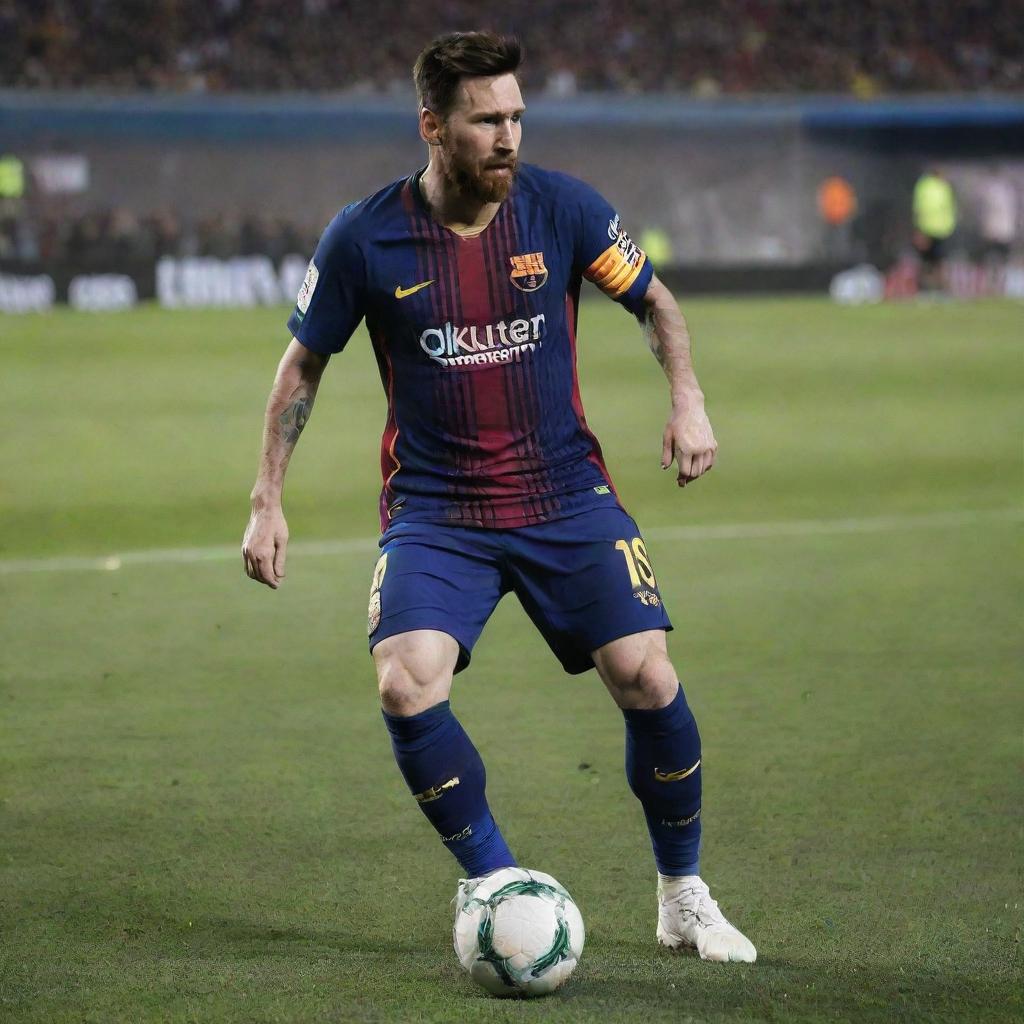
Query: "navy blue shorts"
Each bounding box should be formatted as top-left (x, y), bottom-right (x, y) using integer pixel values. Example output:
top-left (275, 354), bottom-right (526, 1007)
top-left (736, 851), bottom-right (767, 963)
top-left (366, 506), bottom-right (672, 675)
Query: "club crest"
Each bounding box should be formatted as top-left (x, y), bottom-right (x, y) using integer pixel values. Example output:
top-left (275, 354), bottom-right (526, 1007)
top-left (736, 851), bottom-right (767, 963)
top-left (367, 552), bottom-right (387, 634)
top-left (509, 251), bottom-right (548, 292)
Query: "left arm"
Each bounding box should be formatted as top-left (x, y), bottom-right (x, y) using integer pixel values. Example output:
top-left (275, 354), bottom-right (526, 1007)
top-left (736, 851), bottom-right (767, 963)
top-left (642, 274), bottom-right (717, 487)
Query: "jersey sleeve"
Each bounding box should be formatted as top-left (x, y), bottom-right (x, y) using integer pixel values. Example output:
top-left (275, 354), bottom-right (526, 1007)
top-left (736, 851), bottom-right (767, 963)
top-left (286, 204), bottom-right (366, 354)
top-left (572, 181), bottom-right (654, 319)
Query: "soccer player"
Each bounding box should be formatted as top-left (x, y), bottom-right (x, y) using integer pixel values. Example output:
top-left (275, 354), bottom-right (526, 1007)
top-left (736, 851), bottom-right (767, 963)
top-left (242, 31), bottom-right (755, 964)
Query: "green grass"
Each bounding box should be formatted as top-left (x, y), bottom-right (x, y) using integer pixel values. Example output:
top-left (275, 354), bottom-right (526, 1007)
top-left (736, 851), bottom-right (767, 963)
top-left (0, 297), bottom-right (1021, 1022)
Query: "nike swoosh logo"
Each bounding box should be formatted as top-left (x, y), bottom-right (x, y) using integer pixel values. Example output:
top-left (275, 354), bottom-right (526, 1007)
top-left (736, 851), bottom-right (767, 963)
top-left (394, 279), bottom-right (435, 299)
top-left (654, 759), bottom-right (701, 782)
top-left (414, 775), bottom-right (460, 803)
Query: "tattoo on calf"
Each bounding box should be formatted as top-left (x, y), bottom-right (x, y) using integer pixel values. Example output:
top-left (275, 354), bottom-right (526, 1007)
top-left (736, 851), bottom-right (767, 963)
top-left (278, 396), bottom-right (312, 444)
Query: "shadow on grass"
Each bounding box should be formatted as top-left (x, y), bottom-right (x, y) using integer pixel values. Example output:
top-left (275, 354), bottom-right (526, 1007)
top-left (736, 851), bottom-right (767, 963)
top-left (32, 911), bottom-right (1020, 1022)
top-left (557, 949), bottom-right (1022, 1023)
top-left (166, 916), bottom-right (424, 959)
top-left (190, 920), bottom-right (1021, 1022)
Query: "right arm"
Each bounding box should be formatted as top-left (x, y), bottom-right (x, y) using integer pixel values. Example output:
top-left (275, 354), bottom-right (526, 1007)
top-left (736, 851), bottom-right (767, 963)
top-left (241, 338), bottom-right (330, 589)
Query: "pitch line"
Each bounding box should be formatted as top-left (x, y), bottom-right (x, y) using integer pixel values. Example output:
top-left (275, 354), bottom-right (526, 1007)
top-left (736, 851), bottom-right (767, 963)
top-left (0, 507), bottom-right (1019, 577)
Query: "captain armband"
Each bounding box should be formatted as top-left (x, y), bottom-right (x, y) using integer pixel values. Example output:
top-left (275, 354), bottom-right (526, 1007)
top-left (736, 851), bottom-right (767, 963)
top-left (584, 229), bottom-right (647, 298)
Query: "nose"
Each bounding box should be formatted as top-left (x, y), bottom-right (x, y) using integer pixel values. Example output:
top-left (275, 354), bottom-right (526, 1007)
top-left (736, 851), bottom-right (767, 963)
top-left (496, 119), bottom-right (515, 152)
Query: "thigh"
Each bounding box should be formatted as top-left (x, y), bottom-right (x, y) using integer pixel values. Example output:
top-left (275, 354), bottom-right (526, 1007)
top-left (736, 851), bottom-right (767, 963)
top-left (507, 506), bottom-right (673, 675)
top-left (367, 521), bottom-right (508, 674)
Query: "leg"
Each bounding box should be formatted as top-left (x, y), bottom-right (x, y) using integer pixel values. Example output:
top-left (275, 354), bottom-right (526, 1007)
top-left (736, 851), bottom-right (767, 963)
top-left (374, 627), bottom-right (456, 717)
top-left (593, 630), bottom-right (756, 963)
top-left (374, 629), bottom-right (516, 877)
top-left (592, 630), bottom-right (702, 876)
top-left (502, 507), bottom-right (752, 958)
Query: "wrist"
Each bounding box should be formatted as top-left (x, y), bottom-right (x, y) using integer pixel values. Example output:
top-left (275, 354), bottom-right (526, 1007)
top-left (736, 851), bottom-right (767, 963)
top-left (670, 383), bottom-right (704, 410)
top-left (250, 485), bottom-right (283, 511)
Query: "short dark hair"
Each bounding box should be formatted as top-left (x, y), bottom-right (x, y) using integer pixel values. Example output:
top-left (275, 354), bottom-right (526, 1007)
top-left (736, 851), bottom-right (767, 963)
top-left (413, 32), bottom-right (522, 119)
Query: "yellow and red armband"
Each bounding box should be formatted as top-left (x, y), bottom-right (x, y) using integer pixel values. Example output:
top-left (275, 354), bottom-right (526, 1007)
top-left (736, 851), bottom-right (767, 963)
top-left (584, 230), bottom-right (647, 299)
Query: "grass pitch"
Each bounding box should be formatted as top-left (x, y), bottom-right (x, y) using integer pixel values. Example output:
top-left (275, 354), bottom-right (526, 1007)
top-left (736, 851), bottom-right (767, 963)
top-left (1, 296), bottom-right (1021, 1023)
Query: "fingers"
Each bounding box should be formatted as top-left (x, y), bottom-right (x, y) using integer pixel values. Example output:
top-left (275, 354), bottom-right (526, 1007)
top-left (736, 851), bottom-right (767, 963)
top-left (241, 541), bottom-right (282, 589)
top-left (661, 430), bottom-right (673, 470)
top-left (242, 506), bottom-right (289, 588)
top-left (256, 550), bottom-right (280, 588)
top-left (675, 447), bottom-right (717, 487)
top-left (272, 539), bottom-right (287, 581)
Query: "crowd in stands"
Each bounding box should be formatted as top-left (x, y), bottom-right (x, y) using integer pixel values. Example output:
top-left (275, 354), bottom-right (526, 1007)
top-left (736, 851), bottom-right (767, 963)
top-left (2, 0), bottom-right (1021, 95)
top-left (0, 207), bottom-right (317, 268)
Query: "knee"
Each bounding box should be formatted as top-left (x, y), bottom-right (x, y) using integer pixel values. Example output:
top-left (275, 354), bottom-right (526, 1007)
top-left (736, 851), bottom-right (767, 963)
top-left (373, 630), bottom-right (456, 716)
top-left (625, 651), bottom-right (680, 709)
top-left (596, 633), bottom-right (680, 710)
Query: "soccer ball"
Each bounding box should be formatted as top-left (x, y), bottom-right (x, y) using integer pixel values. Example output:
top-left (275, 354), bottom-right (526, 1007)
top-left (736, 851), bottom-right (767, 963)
top-left (453, 867), bottom-right (585, 998)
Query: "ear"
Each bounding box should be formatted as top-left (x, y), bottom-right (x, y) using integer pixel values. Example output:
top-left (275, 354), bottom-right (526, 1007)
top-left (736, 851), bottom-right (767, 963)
top-left (419, 107), bottom-right (443, 147)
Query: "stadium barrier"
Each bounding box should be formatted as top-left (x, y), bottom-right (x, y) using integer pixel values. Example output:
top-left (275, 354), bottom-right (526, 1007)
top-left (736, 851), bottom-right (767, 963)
top-left (1, 92), bottom-right (1022, 309)
top-left (0, 254), bottom-right (307, 312)
top-left (4, 255), bottom-right (1023, 314)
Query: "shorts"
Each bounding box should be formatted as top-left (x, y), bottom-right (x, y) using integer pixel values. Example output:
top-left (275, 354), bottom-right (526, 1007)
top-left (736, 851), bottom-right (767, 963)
top-left (366, 506), bottom-right (672, 675)
top-left (915, 233), bottom-right (946, 265)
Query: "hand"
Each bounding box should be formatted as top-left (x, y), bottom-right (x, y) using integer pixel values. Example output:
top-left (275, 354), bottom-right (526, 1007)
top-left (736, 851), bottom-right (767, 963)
top-left (661, 391), bottom-right (718, 488)
top-left (242, 502), bottom-right (289, 589)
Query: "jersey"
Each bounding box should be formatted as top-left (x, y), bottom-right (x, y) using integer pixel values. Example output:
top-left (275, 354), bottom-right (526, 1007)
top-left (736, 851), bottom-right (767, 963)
top-left (287, 163), bottom-right (654, 531)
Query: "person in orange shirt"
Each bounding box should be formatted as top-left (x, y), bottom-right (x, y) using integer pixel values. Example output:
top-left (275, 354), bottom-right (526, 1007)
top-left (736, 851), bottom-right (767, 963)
top-left (817, 176), bottom-right (857, 261)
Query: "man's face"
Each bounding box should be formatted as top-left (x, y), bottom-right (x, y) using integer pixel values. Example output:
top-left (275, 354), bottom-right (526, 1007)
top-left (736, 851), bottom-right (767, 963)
top-left (436, 73), bottom-right (524, 203)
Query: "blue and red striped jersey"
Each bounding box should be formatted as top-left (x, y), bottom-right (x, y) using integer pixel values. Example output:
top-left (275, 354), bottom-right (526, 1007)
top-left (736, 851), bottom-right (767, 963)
top-left (287, 163), bottom-right (653, 530)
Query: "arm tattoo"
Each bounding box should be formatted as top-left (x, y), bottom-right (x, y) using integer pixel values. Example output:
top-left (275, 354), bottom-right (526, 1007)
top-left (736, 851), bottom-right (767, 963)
top-left (278, 396), bottom-right (312, 444)
top-left (644, 307), bottom-right (668, 368)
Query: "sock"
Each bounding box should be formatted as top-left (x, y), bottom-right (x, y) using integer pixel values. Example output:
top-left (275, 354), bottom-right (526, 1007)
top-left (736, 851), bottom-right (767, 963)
top-left (382, 700), bottom-right (516, 877)
top-left (623, 684), bottom-right (702, 876)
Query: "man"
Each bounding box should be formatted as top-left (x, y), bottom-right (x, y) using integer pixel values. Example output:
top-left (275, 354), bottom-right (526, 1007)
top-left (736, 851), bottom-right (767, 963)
top-left (242, 31), bottom-right (755, 964)
top-left (977, 165), bottom-right (1017, 268)
top-left (912, 166), bottom-right (957, 293)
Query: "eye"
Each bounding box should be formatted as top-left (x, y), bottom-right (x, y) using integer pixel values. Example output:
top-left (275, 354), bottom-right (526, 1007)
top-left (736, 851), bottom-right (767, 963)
top-left (511, 114), bottom-right (522, 124)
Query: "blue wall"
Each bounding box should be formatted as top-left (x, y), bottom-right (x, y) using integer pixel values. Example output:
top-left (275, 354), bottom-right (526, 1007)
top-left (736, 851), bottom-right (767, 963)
top-left (2, 90), bottom-right (1022, 144)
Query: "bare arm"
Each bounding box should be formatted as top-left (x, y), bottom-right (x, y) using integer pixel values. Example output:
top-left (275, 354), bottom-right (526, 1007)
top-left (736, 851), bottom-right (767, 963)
top-left (241, 338), bottom-right (329, 588)
top-left (642, 274), bottom-right (717, 487)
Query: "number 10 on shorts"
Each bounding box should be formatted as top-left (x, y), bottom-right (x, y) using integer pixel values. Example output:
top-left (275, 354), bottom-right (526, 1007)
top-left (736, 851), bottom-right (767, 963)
top-left (615, 537), bottom-right (657, 589)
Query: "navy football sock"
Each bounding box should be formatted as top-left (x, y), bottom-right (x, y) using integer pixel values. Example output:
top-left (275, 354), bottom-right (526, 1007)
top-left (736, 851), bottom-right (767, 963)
top-left (382, 700), bottom-right (517, 877)
top-left (623, 684), bottom-right (702, 876)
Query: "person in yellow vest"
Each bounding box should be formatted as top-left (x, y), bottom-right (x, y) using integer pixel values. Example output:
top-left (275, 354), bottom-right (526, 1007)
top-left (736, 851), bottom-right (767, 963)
top-left (912, 167), bottom-right (956, 292)
top-left (0, 155), bottom-right (25, 200)
top-left (639, 226), bottom-right (674, 268)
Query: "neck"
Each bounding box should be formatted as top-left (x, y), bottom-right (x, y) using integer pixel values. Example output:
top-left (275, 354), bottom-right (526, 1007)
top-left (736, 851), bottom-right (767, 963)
top-left (420, 157), bottom-right (501, 237)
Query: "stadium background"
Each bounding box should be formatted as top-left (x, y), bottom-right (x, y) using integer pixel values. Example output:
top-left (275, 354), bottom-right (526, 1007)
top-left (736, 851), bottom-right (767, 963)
top-left (2, 0), bottom-right (1024, 304)
top-left (1, 3), bottom-right (1021, 1023)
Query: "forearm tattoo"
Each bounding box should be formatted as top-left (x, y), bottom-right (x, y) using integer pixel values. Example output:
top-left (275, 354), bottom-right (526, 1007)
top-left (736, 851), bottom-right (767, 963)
top-left (278, 396), bottom-right (312, 444)
top-left (644, 308), bottom-right (668, 367)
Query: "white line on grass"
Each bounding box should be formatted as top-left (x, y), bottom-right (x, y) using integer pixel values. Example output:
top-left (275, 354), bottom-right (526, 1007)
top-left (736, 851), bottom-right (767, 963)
top-left (1, 507), bottom-right (1019, 577)
top-left (645, 506), bottom-right (1023, 541)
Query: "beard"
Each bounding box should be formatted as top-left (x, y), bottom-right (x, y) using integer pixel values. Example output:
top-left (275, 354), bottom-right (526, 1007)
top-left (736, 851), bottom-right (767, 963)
top-left (439, 135), bottom-right (517, 203)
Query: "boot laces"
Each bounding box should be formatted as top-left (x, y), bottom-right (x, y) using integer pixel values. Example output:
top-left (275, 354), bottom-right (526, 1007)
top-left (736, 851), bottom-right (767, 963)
top-left (665, 881), bottom-right (727, 929)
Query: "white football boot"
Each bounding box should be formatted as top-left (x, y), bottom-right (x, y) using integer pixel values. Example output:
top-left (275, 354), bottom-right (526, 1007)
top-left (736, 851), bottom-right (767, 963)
top-left (656, 875), bottom-right (757, 963)
top-left (452, 867), bottom-right (517, 918)
top-left (452, 876), bottom-right (479, 917)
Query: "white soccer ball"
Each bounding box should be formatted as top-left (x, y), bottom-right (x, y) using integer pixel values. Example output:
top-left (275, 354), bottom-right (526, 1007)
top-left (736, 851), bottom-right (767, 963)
top-left (453, 867), bottom-right (585, 998)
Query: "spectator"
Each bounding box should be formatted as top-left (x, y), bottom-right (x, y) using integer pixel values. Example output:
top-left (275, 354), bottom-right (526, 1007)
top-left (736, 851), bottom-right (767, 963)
top-left (912, 166), bottom-right (957, 292)
top-left (1, 0), bottom-right (1022, 95)
top-left (817, 176), bottom-right (858, 261)
top-left (977, 166), bottom-right (1018, 266)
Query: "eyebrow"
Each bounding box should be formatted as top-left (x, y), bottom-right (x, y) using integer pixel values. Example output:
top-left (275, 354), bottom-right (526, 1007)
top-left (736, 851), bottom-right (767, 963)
top-left (471, 107), bottom-right (526, 119)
